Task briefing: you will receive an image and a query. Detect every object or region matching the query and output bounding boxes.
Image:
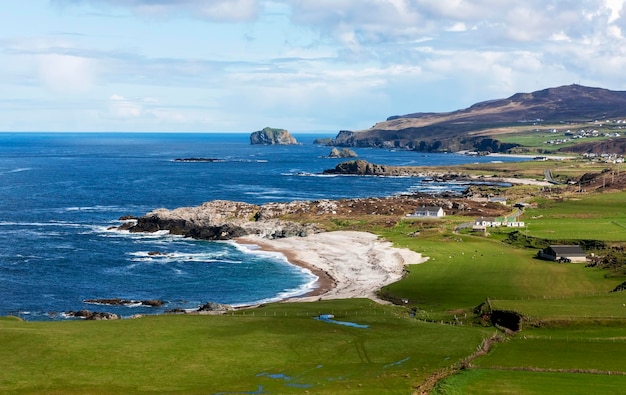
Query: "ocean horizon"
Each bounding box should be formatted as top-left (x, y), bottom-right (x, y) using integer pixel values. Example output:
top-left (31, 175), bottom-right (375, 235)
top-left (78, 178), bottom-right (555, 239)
top-left (0, 132), bottom-right (527, 320)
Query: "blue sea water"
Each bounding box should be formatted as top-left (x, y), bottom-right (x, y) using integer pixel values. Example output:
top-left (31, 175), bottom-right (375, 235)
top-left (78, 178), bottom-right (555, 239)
top-left (0, 132), bottom-right (525, 320)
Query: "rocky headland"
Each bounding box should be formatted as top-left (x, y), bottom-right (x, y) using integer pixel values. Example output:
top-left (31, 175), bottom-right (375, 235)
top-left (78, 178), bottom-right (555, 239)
top-left (118, 195), bottom-right (509, 241)
top-left (250, 127), bottom-right (299, 145)
top-left (119, 200), bottom-right (321, 240)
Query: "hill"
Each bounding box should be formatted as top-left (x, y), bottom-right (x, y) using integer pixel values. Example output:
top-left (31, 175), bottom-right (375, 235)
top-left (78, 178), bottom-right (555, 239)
top-left (330, 84), bottom-right (626, 153)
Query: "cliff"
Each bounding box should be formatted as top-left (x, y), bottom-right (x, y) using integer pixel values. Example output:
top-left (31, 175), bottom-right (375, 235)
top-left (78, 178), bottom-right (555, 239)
top-left (250, 127), bottom-right (299, 145)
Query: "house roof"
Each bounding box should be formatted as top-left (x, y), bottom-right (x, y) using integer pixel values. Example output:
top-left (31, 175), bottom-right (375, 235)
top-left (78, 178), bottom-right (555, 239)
top-left (548, 245), bottom-right (585, 256)
top-left (416, 206), bottom-right (442, 212)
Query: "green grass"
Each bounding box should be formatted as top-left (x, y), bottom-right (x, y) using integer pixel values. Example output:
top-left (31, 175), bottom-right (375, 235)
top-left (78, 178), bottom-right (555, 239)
top-left (474, 335), bottom-right (626, 372)
top-left (433, 369), bottom-right (626, 395)
top-left (524, 192), bottom-right (626, 241)
top-left (0, 300), bottom-right (493, 394)
top-left (495, 125), bottom-right (621, 152)
top-left (491, 292), bottom-right (626, 321)
top-left (378, 224), bottom-right (614, 319)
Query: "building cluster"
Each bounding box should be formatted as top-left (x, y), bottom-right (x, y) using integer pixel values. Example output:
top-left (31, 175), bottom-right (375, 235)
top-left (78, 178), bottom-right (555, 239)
top-left (472, 217), bottom-right (525, 230)
top-left (582, 153), bottom-right (625, 163)
top-left (544, 128), bottom-right (622, 145)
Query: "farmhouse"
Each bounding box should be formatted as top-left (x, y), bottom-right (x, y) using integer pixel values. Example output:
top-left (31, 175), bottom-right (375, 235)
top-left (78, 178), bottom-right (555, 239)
top-left (489, 197), bottom-right (508, 205)
top-left (408, 206), bottom-right (445, 218)
top-left (538, 245), bottom-right (587, 263)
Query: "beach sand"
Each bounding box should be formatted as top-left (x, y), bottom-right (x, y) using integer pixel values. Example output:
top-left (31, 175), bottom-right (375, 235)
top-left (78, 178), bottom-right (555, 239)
top-left (237, 231), bottom-right (428, 303)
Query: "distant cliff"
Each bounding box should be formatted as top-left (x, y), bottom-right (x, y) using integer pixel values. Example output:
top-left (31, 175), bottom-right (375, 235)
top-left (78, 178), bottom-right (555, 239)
top-left (250, 127), bottom-right (299, 145)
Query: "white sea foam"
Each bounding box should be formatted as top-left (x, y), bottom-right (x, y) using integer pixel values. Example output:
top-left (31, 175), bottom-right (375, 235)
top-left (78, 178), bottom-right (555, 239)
top-left (64, 205), bottom-right (128, 212)
top-left (1, 167), bottom-right (32, 175)
top-left (127, 250), bottom-right (238, 264)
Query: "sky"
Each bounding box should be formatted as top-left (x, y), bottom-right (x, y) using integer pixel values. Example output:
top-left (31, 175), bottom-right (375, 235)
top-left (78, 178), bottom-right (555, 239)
top-left (2, 0), bottom-right (626, 132)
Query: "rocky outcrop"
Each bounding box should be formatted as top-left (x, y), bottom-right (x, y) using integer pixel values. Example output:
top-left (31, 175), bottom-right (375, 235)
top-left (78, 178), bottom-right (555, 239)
top-left (250, 127), bottom-right (299, 145)
top-left (327, 147), bottom-right (358, 158)
top-left (65, 310), bottom-right (120, 320)
top-left (119, 200), bottom-right (321, 241)
top-left (198, 302), bottom-right (233, 313)
top-left (322, 160), bottom-right (474, 180)
top-left (323, 160), bottom-right (418, 176)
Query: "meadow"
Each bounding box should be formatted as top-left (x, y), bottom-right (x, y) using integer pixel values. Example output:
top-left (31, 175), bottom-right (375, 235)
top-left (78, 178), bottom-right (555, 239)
top-left (0, 300), bottom-right (493, 394)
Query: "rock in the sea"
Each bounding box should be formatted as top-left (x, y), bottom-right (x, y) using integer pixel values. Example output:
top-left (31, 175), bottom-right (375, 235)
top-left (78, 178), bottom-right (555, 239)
top-left (322, 159), bottom-right (408, 176)
top-left (250, 127), bottom-right (299, 145)
top-left (328, 147), bottom-right (358, 158)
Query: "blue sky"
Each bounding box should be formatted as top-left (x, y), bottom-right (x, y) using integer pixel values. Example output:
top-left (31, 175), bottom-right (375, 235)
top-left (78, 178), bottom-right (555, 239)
top-left (2, 0), bottom-right (626, 132)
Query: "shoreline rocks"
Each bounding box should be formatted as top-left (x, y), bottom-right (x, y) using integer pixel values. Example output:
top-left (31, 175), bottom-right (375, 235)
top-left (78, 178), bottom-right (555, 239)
top-left (65, 310), bottom-right (120, 320)
top-left (118, 200), bottom-right (321, 241)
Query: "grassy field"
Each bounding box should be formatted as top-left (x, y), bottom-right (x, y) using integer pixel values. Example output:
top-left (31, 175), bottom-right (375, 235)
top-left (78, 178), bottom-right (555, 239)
top-left (491, 124), bottom-right (620, 153)
top-left (522, 192), bottom-right (626, 241)
top-left (377, 222), bottom-right (616, 320)
top-left (432, 369), bottom-right (626, 395)
top-left (490, 292), bottom-right (626, 321)
top-left (0, 300), bottom-right (493, 394)
top-left (415, 190), bottom-right (626, 394)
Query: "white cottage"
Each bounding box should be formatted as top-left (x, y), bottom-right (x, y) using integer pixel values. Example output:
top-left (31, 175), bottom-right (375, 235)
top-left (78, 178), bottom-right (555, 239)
top-left (408, 206), bottom-right (445, 218)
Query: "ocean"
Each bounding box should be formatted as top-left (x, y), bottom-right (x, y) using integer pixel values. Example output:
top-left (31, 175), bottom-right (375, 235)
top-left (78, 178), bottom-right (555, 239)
top-left (0, 132), bottom-right (525, 320)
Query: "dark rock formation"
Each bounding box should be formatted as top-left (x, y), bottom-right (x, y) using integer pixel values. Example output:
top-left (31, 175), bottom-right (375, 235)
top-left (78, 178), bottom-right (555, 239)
top-left (65, 310), bottom-right (120, 320)
top-left (323, 160), bottom-right (420, 176)
top-left (198, 302), bottom-right (233, 312)
top-left (118, 200), bottom-right (321, 241)
top-left (250, 127), bottom-right (299, 145)
top-left (313, 137), bottom-right (335, 145)
top-left (327, 147), bottom-right (358, 158)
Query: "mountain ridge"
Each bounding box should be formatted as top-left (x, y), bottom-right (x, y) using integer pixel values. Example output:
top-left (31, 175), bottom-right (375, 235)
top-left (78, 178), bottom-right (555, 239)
top-left (332, 84), bottom-right (626, 153)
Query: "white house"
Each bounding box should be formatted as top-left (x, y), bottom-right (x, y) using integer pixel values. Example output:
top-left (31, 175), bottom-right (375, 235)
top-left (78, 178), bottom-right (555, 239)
top-left (408, 206), bottom-right (445, 218)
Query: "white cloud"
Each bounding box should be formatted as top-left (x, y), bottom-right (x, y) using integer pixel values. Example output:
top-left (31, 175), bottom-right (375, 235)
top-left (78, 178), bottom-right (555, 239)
top-left (107, 94), bottom-right (145, 119)
top-left (52, 0), bottom-right (261, 22)
top-left (38, 53), bottom-right (96, 94)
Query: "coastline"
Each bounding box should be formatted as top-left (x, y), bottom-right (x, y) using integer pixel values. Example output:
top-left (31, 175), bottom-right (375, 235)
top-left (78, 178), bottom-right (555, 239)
top-left (236, 231), bottom-right (428, 304)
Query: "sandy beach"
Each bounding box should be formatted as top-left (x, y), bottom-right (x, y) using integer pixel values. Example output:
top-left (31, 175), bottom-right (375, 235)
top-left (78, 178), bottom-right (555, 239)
top-left (237, 231), bottom-right (428, 303)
